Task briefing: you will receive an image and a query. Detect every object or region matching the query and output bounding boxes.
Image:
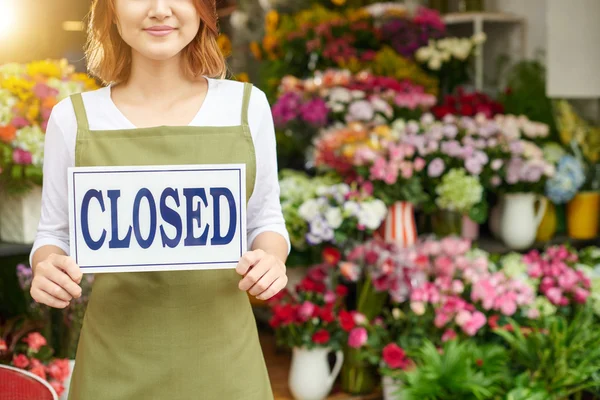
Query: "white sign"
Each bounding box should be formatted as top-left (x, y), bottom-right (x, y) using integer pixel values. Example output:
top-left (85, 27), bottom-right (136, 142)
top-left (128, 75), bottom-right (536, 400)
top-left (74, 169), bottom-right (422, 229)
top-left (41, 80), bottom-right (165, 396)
top-left (68, 164), bottom-right (246, 273)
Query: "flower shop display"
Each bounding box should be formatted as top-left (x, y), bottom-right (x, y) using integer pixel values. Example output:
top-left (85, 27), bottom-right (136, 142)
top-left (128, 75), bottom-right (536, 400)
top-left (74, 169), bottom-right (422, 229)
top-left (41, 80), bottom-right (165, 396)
top-left (267, 257), bottom-right (347, 400)
top-left (0, 59), bottom-right (99, 243)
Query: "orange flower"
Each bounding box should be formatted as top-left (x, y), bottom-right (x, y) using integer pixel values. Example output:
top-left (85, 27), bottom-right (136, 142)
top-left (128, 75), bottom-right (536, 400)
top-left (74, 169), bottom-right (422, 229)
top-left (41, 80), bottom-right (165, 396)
top-left (42, 97), bottom-right (57, 109)
top-left (217, 34), bottom-right (232, 57)
top-left (0, 125), bottom-right (17, 143)
top-left (236, 72), bottom-right (250, 83)
top-left (262, 35), bottom-right (278, 53)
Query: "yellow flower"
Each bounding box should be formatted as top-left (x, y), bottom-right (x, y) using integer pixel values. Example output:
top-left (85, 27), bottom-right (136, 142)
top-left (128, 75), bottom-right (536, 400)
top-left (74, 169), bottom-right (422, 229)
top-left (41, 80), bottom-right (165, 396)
top-left (265, 10), bottom-right (280, 33)
top-left (262, 35), bottom-right (278, 54)
top-left (331, 0), bottom-right (346, 5)
top-left (347, 8), bottom-right (371, 22)
top-left (217, 34), bottom-right (232, 57)
top-left (71, 73), bottom-right (99, 90)
top-left (236, 72), bottom-right (250, 83)
top-left (249, 41), bottom-right (262, 60)
top-left (26, 59), bottom-right (70, 79)
top-left (2, 77), bottom-right (35, 102)
top-left (26, 102), bottom-right (40, 122)
top-left (383, 8), bottom-right (408, 18)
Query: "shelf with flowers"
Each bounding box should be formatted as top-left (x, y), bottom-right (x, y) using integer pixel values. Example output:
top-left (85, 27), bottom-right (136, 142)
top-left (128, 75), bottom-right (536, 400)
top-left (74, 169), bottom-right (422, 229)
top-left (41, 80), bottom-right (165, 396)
top-left (0, 59), bottom-right (99, 243)
top-left (251, 4), bottom-right (445, 99)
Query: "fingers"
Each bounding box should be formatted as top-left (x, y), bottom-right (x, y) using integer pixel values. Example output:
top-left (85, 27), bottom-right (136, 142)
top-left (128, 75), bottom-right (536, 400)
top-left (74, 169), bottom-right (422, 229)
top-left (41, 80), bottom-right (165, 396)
top-left (256, 276), bottom-right (288, 301)
top-left (36, 276), bottom-right (73, 302)
top-left (238, 258), bottom-right (270, 292)
top-left (45, 265), bottom-right (82, 299)
top-left (30, 285), bottom-right (70, 309)
top-left (50, 254), bottom-right (83, 285)
top-left (236, 249), bottom-right (264, 276)
top-left (248, 265), bottom-right (279, 296)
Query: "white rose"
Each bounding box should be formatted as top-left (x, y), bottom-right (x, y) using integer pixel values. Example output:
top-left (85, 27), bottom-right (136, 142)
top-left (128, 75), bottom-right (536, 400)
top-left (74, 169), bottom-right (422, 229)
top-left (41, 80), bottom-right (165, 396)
top-left (343, 201), bottom-right (361, 217)
top-left (428, 57), bottom-right (442, 71)
top-left (415, 46), bottom-right (433, 62)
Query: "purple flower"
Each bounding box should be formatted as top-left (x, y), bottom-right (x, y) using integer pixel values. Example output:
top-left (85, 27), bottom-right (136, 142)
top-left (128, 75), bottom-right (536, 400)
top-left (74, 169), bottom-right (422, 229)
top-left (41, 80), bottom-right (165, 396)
top-left (428, 158), bottom-right (445, 177)
top-left (300, 97), bottom-right (329, 127)
top-left (506, 158), bottom-right (523, 184)
top-left (521, 162), bottom-right (544, 182)
top-left (461, 144), bottom-right (475, 159)
top-left (509, 141), bottom-right (524, 155)
top-left (347, 100), bottom-right (374, 121)
top-left (16, 264), bottom-right (32, 290)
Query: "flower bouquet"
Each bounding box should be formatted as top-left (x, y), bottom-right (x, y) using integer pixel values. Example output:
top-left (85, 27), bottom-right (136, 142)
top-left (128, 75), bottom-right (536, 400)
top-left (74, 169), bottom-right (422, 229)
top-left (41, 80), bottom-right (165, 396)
top-left (0, 59), bottom-right (98, 193)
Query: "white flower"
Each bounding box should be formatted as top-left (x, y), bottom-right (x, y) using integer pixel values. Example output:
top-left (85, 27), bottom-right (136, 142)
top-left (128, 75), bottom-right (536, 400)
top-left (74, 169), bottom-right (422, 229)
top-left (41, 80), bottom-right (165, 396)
top-left (316, 185), bottom-right (328, 196)
top-left (472, 32), bottom-right (487, 45)
top-left (370, 97), bottom-right (393, 118)
top-left (357, 200), bottom-right (387, 230)
top-left (14, 125), bottom-right (45, 167)
top-left (299, 199), bottom-right (321, 221)
top-left (428, 57), bottom-right (442, 71)
top-left (347, 100), bottom-right (375, 122)
top-left (351, 90), bottom-right (366, 99)
top-left (343, 201), bottom-right (360, 217)
top-left (230, 10), bottom-right (249, 29)
top-left (331, 102), bottom-right (345, 113)
top-left (415, 46), bottom-right (434, 62)
top-left (0, 89), bottom-right (16, 126)
top-left (325, 207), bottom-right (343, 229)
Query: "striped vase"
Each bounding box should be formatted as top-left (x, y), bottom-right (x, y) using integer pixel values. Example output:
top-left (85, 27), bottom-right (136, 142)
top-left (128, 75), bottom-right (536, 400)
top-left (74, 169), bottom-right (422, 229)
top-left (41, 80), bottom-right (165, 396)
top-left (380, 201), bottom-right (418, 247)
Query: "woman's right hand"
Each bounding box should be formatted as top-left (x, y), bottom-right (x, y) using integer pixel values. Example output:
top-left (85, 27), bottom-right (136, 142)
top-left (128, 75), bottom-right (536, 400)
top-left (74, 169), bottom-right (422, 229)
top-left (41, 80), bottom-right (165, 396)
top-left (31, 254), bottom-right (83, 309)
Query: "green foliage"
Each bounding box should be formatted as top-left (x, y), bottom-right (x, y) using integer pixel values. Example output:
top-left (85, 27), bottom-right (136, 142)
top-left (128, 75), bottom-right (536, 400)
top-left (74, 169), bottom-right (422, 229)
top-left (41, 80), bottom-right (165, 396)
top-left (400, 339), bottom-right (511, 400)
top-left (495, 307), bottom-right (600, 398)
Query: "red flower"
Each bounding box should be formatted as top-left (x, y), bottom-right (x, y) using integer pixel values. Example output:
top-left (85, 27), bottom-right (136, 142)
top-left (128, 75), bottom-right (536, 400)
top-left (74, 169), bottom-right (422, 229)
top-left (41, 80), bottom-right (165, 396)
top-left (23, 332), bottom-right (47, 352)
top-left (339, 310), bottom-right (356, 332)
top-left (475, 359), bottom-right (484, 368)
top-left (323, 247), bottom-right (341, 266)
top-left (0, 339), bottom-right (7, 352)
top-left (30, 365), bottom-right (47, 380)
top-left (335, 284), bottom-right (348, 297)
top-left (312, 329), bottom-right (330, 345)
top-left (382, 343), bottom-right (410, 369)
top-left (12, 354), bottom-right (29, 369)
top-left (319, 305), bottom-right (335, 323)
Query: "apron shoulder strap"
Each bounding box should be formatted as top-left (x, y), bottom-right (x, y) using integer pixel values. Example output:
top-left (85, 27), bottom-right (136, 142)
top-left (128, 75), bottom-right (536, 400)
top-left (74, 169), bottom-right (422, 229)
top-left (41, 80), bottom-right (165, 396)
top-left (70, 93), bottom-right (90, 131)
top-left (241, 82), bottom-right (253, 127)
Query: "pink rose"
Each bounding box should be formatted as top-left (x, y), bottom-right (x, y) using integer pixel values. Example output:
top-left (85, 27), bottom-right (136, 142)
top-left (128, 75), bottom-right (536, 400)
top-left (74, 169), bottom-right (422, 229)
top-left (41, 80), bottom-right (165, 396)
top-left (455, 310), bottom-right (471, 327)
top-left (414, 157), bottom-right (426, 171)
top-left (324, 291), bottom-right (336, 304)
top-left (434, 312), bottom-right (450, 328)
top-left (23, 332), bottom-right (47, 352)
top-left (348, 327), bottom-right (368, 348)
top-left (546, 287), bottom-right (563, 305)
top-left (12, 148), bottom-right (33, 165)
top-left (353, 312), bottom-right (367, 326)
top-left (434, 256), bottom-right (454, 276)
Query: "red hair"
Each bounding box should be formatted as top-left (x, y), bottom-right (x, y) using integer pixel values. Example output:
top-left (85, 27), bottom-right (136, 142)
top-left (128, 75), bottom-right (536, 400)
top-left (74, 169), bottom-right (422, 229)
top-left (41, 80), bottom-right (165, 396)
top-left (85, 0), bottom-right (227, 84)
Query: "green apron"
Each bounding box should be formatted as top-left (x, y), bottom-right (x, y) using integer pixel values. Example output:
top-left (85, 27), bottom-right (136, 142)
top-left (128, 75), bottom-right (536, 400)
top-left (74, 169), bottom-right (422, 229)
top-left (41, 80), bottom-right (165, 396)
top-left (67, 83), bottom-right (273, 400)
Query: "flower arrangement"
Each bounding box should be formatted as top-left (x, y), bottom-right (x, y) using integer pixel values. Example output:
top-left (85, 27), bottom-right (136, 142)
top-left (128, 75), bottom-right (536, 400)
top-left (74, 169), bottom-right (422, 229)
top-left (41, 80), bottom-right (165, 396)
top-left (297, 182), bottom-right (387, 246)
top-left (431, 89), bottom-right (504, 119)
top-left (267, 258), bottom-right (349, 351)
top-left (434, 168), bottom-right (484, 215)
top-left (0, 319), bottom-right (70, 397)
top-left (0, 59), bottom-right (98, 193)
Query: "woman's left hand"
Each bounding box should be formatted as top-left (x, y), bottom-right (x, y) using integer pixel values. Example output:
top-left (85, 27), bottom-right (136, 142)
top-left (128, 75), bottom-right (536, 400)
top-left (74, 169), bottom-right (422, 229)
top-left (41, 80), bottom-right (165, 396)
top-left (236, 249), bottom-right (288, 300)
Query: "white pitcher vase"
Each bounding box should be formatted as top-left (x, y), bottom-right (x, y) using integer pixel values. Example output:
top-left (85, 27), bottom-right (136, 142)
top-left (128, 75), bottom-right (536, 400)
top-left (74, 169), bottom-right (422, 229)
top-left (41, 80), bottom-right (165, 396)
top-left (500, 193), bottom-right (547, 250)
top-left (289, 347), bottom-right (344, 400)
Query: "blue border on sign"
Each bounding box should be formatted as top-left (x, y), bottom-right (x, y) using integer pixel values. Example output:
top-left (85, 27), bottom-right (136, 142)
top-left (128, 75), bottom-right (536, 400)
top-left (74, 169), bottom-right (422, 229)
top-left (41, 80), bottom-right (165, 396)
top-left (72, 167), bottom-right (243, 270)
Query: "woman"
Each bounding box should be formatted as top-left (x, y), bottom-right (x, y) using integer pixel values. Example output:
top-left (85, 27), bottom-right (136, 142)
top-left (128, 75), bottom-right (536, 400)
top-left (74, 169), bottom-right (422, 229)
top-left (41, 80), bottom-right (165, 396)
top-left (29, 1), bottom-right (290, 398)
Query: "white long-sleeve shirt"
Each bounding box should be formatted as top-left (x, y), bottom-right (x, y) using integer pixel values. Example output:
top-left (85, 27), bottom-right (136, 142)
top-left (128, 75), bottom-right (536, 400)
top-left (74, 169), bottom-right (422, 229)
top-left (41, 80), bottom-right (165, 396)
top-left (30, 78), bottom-right (290, 266)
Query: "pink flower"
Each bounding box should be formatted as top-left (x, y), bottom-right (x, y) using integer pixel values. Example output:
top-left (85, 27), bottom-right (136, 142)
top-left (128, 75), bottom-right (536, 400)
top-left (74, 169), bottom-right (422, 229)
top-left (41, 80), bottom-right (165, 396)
top-left (546, 287), bottom-right (563, 305)
top-left (414, 157), bottom-right (426, 171)
top-left (573, 287), bottom-right (589, 304)
top-left (10, 117), bottom-right (29, 128)
top-left (23, 332), bottom-right (47, 352)
top-left (324, 291), bottom-right (336, 304)
top-left (298, 301), bottom-right (316, 322)
top-left (370, 157), bottom-right (387, 180)
top-left (455, 310), bottom-right (471, 327)
top-left (557, 269), bottom-right (579, 292)
top-left (427, 157), bottom-right (445, 177)
top-left (434, 256), bottom-right (454, 276)
top-left (399, 161), bottom-right (414, 179)
top-left (434, 312), bottom-right (450, 328)
top-left (452, 280), bottom-right (464, 294)
top-left (348, 327), bottom-right (368, 348)
top-left (498, 296), bottom-right (517, 316)
top-left (0, 339), bottom-right (6, 352)
top-left (441, 329), bottom-right (457, 342)
top-left (13, 148), bottom-right (33, 165)
top-left (462, 311), bottom-right (486, 336)
top-left (353, 312), bottom-right (367, 326)
top-left (30, 364), bottom-right (47, 380)
top-left (47, 359), bottom-right (70, 382)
